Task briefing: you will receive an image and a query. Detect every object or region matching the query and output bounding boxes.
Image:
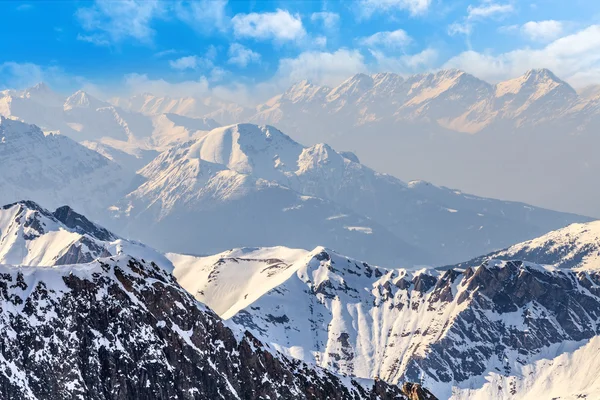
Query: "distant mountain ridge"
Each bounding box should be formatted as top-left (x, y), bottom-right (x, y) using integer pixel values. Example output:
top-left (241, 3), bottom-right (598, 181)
top-left (111, 122), bottom-right (590, 266)
top-left (241, 69), bottom-right (600, 218)
top-left (0, 117), bottom-right (133, 216)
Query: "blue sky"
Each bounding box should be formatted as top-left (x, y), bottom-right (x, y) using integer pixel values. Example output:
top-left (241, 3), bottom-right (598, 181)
top-left (1, 0), bottom-right (599, 103)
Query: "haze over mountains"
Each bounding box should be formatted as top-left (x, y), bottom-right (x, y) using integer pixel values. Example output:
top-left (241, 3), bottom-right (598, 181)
top-left (2, 67), bottom-right (600, 399)
top-left (3, 69), bottom-right (599, 218)
top-left (113, 68), bottom-right (600, 218)
top-left (0, 115), bottom-right (588, 267)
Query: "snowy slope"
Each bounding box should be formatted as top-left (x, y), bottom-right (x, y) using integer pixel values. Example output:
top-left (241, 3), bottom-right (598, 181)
top-left (114, 137), bottom-right (425, 267)
top-left (0, 201), bottom-right (434, 399)
top-left (116, 122), bottom-right (589, 265)
top-left (0, 117), bottom-right (133, 217)
top-left (454, 336), bottom-right (600, 399)
top-left (170, 245), bottom-right (600, 399)
top-left (449, 219), bottom-right (600, 271)
top-left (0, 200), bottom-right (170, 269)
top-left (0, 251), bottom-right (430, 399)
top-left (0, 85), bottom-right (222, 172)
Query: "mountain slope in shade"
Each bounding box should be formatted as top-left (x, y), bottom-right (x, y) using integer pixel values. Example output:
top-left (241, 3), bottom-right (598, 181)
top-left (115, 141), bottom-right (425, 267)
top-left (0, 200), bottom-right (169, 268)
top-left (115, 122), bottom-right (590, 266)
top-left (453, 336), bottom-right (600, 399)
top-left (0, 253), bottom-right (437, 400)
top-left (169, 245), bottom-right (600, 399)
top-left (447, 220), bottom-right (600, 271)
top-left (0, 117), bottom-right (132, 217)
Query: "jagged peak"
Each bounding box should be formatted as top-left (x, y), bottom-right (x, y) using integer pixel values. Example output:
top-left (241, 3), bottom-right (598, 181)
top-left (335, 73), bottom-right (374, 89)
top-left (2, 199), bottom-right (51, 215)
top-left (64, 90), bottom-right (108, 110)
top-left (1, 200), bottom-right (118, 243)
top-left (26, 82), bottom-right (51, 92)
top-left (495, 68), bottom-right (576, 98)
top-left (523, 68), bottom-right (560, 80)
top-left (52, 205), bottom-right (117, 242)
top-left (339, 150), bottom-right (360, 163)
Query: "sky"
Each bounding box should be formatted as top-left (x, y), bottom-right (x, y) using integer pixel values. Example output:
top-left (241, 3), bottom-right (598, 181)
top-left (1, 0), bottom-right (599, 104)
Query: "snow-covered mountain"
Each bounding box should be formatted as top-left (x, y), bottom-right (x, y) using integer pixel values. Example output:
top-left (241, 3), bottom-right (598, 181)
top-left (113, 127), bottom-right (424, 267)
top-left (448, 219), bottom-right (600, 271)
top-left (112, 122), bottom-right (589, 266)
top-left (0, 200), bottom-right (435, 400)
top-left (0, 200), bottom-right (168, 267)
top-left (169, 244), bottom-right (600, 399)
top-left (0, 117), bottom-right (133, 216)
top-left (110, 92), bottom-right (253, 125)
top-left (0, 85), bottom-right (222, 172)
top-left (244, 69), bottom-right (600, 218)
top-left (251, 68), bottom-right (580, 138)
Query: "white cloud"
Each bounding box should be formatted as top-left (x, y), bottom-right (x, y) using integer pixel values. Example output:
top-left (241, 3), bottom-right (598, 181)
top-left (359, 0), bottom-right (432, 17)
top-left (232, 9), bottom-right (305, 42)
top-left (359, 29), bottom-right (412, 48)
top-left (449, 2), bottom-right (514, 37)
top-left (76, 33), bottom-right (110, 46)
top-left (310, 12), bottom-right (340, 30)
top-left (315, 36), bottom-right (328, 48)
top-left (76, 0), bottom-right (228, 46)
top-left (275, 49), bottom-right (367, 87)
top-left (76, 0), bottom-right (164, 45)
top-left (154, 49), bottom-right (178, 58)
top-left (169, 56), bottom-right (203, 71)
top-left (448, 22), bottom-right (472, 36)
top-left (0, 62), bottom-right (86, 91)
top-left (169, 47), bottom-right (218, 71)
top-left (227, 43), bottom-right (261, 68)
top-left (370, 48), bottom-right (438, 73)
top-left (174, 0), bottom-right (229, 33)
top-left (522, 20), bottom-right (564, 42)
top-left (444, 25), bottom-right (600, 87)
top-left (467, 2), bottom-right (513, 19)
top-left (124, 73), bottom-right (211, 98)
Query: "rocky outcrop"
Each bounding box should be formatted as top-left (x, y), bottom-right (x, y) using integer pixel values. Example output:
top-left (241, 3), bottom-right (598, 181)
top-left (0, 255), bottom-right (426, 400)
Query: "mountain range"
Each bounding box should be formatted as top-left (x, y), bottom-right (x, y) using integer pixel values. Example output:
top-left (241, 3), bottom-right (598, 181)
top-left (2, 67), bottom-right (599, 400)
top-left (109, 69), bottom-right (600, 218)
top-left (0, 84), bottom-right (221, 174)
top-left (0, 201), bottom-right (436, 400)
top-left (4, 69), bottom-right (600, 216)
top-left (169, 217), bottom-right (600, 399)
top-left (2, 199), bottom-right (597, 399)
top-left (109, 122), bottom-right (589, 266)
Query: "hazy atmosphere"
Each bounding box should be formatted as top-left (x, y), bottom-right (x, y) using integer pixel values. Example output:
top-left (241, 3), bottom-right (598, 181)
top-left (1, 1), bottom-right (600, 399)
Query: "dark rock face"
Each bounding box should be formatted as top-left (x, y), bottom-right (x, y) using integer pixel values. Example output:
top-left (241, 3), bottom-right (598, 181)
top-left (0, 256), bottom-right (421, 400)
top-left (402, 260), bottom-right (600, 384)
top-left (401, 383), bottom-right (437, 400)
top-left (0, 200), bottom-right (117, 266)
top-left (53, 205), bottom-right (117, 241)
